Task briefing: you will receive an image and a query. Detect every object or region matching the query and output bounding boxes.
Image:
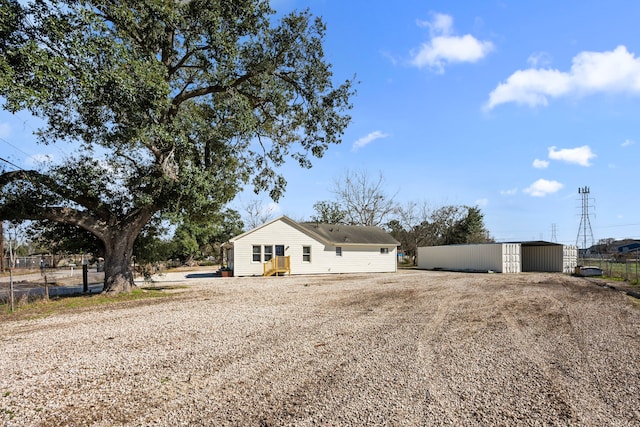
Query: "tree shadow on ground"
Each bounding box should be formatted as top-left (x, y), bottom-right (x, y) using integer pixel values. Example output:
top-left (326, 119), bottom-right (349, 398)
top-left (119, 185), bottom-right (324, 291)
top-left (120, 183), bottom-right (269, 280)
top-left (185, 272), bottom-right (221, 279)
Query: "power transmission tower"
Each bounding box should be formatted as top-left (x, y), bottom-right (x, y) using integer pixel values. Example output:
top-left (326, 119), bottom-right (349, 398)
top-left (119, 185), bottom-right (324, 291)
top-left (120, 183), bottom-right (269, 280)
top-left (575, 186), bottom-right (595, 251)
top-left (551, 223), bottom-right (557, 243)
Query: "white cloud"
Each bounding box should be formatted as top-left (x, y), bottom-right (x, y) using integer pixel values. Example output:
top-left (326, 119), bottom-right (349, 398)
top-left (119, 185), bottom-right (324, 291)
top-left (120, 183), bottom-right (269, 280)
top-left (380, 50), bottom-right (400, 66)
top-left (410, 13), bottom-right (494, 73)
top-left (533, 159), bottom-right (549, 169)
top-left (622, 139), bottom-right (635, 147)
top-left (417, 13), bottom-right (453, 35)
top-left (352, 130), bottom-right (390, 152)
top-left (548, 145), bottom-right (596, 167)
top-left (485, 45), bottom-right (640, 110)
top-left (524, 179), bottom-right (564, 197)
top-left (527, 52), bottom-right (552, 68)
top-left (500, 188), bottom-right (518, 196)
top-left (0, 123), bottom-right (11, 139)
top-left (485, 68), bottom-right (572, 109)
top-left (475, 198), bottom-right (489, 207)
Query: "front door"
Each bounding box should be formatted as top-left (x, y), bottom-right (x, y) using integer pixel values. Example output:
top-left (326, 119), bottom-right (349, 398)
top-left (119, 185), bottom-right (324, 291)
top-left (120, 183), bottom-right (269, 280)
top-left (275, 245), bottom-right (285, 256)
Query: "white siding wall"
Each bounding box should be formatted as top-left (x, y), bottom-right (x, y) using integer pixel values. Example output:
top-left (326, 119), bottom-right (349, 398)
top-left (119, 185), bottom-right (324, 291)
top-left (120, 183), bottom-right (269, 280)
top-left (231, 220), bottom-right (397, 276)
top-left (319, 244), bottom-right (397, 274)
top-left (418, 244), bottom-right (515, 273)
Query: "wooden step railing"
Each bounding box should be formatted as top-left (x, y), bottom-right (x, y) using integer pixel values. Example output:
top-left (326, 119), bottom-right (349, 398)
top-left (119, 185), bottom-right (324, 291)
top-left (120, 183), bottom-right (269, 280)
top-left (263, 256), bottom-right (291, 276)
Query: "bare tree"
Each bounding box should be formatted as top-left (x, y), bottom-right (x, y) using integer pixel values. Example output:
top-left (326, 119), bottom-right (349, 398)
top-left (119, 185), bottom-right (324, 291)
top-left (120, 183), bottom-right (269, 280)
top-left (242, 199), bottom-right (277, 230)
top-left (389, 202), bottom-right (492, 263)
top-left (332, 170), bottom-right (397, 227)
top-left (389, 200), bottom-right (432, 263)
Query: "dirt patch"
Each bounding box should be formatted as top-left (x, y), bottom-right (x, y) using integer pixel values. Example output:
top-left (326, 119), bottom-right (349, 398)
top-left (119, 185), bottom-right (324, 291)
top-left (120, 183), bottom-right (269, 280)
top-left (1, 270), bottom-right (639, 426)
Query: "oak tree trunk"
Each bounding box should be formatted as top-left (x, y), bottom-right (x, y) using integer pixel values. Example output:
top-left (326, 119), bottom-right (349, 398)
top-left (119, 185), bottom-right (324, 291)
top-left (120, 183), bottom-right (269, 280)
top-left (102, 229), bottom-right (138, 294)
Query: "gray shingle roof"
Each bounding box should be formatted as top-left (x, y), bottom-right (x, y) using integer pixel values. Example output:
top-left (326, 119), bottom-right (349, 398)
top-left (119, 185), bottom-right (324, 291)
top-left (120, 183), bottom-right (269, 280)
top-left (299, 222), bottom-right (399, 246)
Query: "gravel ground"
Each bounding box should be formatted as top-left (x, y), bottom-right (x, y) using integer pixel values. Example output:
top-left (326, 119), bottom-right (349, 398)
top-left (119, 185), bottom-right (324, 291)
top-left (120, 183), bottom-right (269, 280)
top-left (1, 269), bottom-right (639, 426)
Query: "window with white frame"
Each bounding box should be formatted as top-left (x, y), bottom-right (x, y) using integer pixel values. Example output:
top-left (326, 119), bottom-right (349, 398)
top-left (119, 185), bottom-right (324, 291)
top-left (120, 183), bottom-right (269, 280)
top-left (303, 246), bottom-right (311, 262)
top-left (264, 245), bottom-right (273, 261)
top-left (380, 247), bottom-right (389, 254)
top-left (252, 245), bottom-right (261, 262)
top-left (336, 247), bottom-right (342, 256)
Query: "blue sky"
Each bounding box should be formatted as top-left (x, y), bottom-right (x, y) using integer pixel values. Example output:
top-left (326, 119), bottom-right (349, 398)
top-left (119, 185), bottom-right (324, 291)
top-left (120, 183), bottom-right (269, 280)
top-left (2, 0), bottom-right (640, 246)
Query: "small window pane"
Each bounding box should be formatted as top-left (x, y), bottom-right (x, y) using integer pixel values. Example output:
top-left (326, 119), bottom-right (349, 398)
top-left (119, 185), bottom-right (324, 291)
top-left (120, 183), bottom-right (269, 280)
top-left (380, 248), bottom-right (389, 254)
top-left (264, 245), bottom-right (273, 261)
top-left (303, 246), bottom-right (311, 262)
top-left (336, 247), bottom-right (342, 257)
top-left (252, 245), bottom-right (261, 262)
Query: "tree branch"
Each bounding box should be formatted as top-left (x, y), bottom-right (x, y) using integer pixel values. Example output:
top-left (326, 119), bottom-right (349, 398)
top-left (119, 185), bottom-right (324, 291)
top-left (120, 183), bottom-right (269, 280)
top-left (0, 203), bottom-right (107, 239)
top-left (0, 170), bottom-right (111, 220)
top-left (170, 72), bottom-right (256, 110)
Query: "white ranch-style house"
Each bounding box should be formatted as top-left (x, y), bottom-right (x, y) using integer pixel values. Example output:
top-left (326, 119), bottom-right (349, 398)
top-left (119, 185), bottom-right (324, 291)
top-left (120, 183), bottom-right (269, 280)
top-left (224, 216), bottom-right (400, 276)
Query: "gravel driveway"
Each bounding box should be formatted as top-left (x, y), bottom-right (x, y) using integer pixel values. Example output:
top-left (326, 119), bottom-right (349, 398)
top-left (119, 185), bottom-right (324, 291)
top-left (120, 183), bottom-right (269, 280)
top-left (1, 269), bottom-right (639, 426)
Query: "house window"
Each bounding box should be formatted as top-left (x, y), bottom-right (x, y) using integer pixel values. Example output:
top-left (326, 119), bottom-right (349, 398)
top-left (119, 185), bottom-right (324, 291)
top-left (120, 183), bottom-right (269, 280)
top-left (303, 246), bottom-right (311, 262)
top-left (252, 245), bottom-right (262, 262)
top-left (380, 247), bottom-right (389, 254)
top-left (264, 245), bottom-right (273, 262)
top-left (336, 247), bottom-right (342, 257)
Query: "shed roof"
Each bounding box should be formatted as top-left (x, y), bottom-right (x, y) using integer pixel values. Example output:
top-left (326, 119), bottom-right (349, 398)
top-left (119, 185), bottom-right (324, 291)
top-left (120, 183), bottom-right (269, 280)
top-left (512, 240), bottom-right (563, 247)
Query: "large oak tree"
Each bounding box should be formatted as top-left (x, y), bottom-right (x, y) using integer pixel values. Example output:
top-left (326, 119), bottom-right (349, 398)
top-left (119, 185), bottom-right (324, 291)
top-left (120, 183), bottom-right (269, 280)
top-left (0, 0), bottom-right (354, 293)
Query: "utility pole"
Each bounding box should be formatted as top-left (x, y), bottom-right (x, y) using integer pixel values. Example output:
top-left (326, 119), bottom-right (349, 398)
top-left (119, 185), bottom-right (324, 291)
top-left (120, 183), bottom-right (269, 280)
top-left (551, 223), bottom-right (557, 243)
top-left (576, 186), bottom-right (595, 255)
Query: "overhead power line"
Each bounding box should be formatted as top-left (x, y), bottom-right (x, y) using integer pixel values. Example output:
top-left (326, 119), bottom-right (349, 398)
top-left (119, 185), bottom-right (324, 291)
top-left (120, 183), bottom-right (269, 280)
top-left (0, 136), bottom-right (32, 158)
top-left (0, 156), bottom-right (22, 170)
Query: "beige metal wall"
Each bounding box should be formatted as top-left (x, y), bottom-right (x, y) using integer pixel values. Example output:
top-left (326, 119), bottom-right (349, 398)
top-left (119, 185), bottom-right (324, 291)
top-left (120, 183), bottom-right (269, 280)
top-left (417, 244), bottom-right (516, 273)
top-left (563, 245), bottom-right (578, 273)
top-left (418, 243), bottom-right (576, 274)
top-left (521, 245), bottom-right (563, 272)
top-left (502, 243), bottom-right (522, 273)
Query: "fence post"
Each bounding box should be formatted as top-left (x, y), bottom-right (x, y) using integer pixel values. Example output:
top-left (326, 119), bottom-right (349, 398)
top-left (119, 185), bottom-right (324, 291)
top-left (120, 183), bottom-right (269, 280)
top-left (625, 260), bottom-right (629, 281)
top-left (82, 264), bottom-right (88, 293)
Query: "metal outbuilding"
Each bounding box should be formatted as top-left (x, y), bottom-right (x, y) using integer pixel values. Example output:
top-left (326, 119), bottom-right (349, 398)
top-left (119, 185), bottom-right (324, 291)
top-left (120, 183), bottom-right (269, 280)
top-left (417, 241), bottom-right (577, 274)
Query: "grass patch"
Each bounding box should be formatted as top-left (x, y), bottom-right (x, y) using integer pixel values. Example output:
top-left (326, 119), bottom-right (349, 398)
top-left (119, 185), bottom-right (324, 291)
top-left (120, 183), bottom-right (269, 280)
top-left (1, 407), bottom-right (15, 420)
top-left (1, 287), bottom-right (180, 321)
top-left (628, 296), bottom-right (640, 309)
top-left (602, 275), bottom-right (626, 282)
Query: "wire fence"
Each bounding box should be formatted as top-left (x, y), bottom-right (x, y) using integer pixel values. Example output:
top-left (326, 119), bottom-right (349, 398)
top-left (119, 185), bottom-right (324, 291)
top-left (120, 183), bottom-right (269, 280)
top-left (2, 255), bottom-right (44, 270)
top-left (1, 254), bottom-right (92, 271)
top-left (582, 257), bottom-right (640, 284)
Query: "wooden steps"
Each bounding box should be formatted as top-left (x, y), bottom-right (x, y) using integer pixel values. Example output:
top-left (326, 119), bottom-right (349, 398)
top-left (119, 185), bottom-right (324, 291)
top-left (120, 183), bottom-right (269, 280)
top-left (263, 256), bottom-right (291, 276)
